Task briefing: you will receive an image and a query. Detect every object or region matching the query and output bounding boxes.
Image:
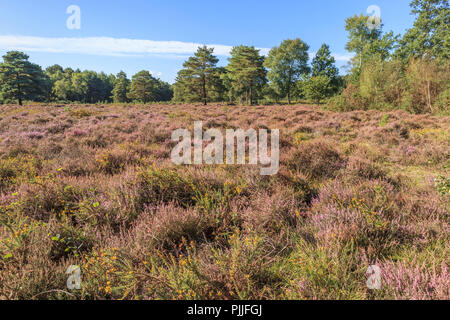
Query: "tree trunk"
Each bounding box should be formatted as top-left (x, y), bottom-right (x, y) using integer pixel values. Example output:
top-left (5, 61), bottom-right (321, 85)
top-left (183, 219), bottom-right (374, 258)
top-left (17, 81), bottom-right (22, 106)
top-left (202, 75), bottom-right (207, 106)
top-left (287, 87), bottom-right (291, 105)
top-left (426, 78), bottom-right (432, 113)
top-left (17, 74), bottom-right (22, 106)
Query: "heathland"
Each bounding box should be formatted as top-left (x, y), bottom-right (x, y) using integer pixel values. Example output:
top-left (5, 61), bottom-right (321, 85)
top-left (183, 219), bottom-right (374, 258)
top-left (0, 103), bottom-right (448, 299)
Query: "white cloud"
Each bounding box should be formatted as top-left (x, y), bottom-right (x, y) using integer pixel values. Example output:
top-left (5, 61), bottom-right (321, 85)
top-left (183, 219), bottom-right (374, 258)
top-left (0, 35), bottom-right (258, 57)
top-left (0, 35), bottom-right (351, 62)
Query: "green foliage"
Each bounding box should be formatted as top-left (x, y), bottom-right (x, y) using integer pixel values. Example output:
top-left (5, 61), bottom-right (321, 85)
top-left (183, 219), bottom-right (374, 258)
top-left (0, 51), bottom-right (50, 105)
top-left (155, 79), bottom-right (174, 102)
top-left (0, 52), bottom-right (173, 105)
top-left (128, 70), bottom-right (158, 103)
top-left (379, 114), bottom-right (390, 127)
top-left (434, 174), bottom-right (450, 196)
top-left (50, 225), bottom-right (92, 259)
top-left (0, 0), bottom-right (447, 113)
top-left (173, 46), bottom-right (223, 105)
top-left (402, 58), bottom-right (450, 113)
top-left (45, 63), bottom-right (171, 104)
top-left (70, 108), bottom-right (92, 118)
top-left (312, 44), bottom-right (338, 78)
top-left (48, 67), bottom-right (114, 103)
top-left (284, 240), bottom-right (366, 299)
top-left (128, 70), bottom-right (172, 103)
top-left (137, 166), bottom-right (197, 208)
top-left (359, 57), bottom-right (405, 109)
top-left (226, 45), bottom-right (267, 105)
top-left (330, 57), bottom-right (449, 114)
top-left (395, 0), bottom-right (449, 61)
top-left (334, 2), bottom-right (449, 115)
top-left (344, 15), bottom-right (397, 79)
top-left (312, 44), bottom-right (343, 94)
top-left (261, 85), bottom-right (283, 104)
top-left (302, 75), bottom-right (332, 105)
top-left (264, 38), bottom-right (310, 104)
top-left (435, 87), bottom-right (450, 115)
top-left (112, 71), bottom-right (130, 103)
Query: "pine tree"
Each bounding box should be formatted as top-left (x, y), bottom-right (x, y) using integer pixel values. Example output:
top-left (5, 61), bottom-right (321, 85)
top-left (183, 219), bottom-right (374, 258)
top-left (264, 39), bottom-right (310, 104)
top-left (312, 44), bottom-right (341, 94)
top-left (226, 45), bottom-right (267, 105)
top-left (128, 70), bottom-right (159, 103)
top-left (312, 44), bottom-right (338, 78)
top-left (173, 46), bottom-right (220, 105)
top-left (0, 51), bottom-right (49, 105)
top-left (112, 71), bottom-right (130, 103)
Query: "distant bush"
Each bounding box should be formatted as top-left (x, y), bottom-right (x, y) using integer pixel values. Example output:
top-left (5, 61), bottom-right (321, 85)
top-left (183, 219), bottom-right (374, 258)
top-left (327, 83), bottom-right (368, 112)
top-left (70, 108), bottom-right (92, 118)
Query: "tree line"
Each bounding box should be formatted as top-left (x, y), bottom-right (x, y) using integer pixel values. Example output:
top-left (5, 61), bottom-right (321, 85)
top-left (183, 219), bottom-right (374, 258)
top-left (0, 54), bottom-right (173, 105)
top-left (174, 40), bottom-right (341, 106)
top-left (0, 0), bottom-right (448, 114)
top-left (173, 0), bottom-right (448, 113)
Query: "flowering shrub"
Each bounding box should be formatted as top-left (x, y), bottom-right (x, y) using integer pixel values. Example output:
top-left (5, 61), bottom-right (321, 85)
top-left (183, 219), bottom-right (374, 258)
top-left (0, 103), bottom-right (448, 300)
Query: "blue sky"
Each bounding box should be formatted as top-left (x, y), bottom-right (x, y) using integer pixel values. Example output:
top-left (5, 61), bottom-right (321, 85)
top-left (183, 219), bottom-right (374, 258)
top-left (0, 0), bottom-right (415, 83)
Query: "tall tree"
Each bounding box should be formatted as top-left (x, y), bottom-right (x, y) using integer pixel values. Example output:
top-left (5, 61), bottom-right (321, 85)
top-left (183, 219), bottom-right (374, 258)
top-left (83, 71), bottom-right (105, 103)
top-left (0, 51), bottom-right (49, 105)
top-left (71, 72), bottom-right (88, 102)
top-left (173, 46), bottom-right (220, 105)
top-left (98, 72), bottom-right (114, 102)
top-left (45, 65), bottom-right (65, 101)
top-left (345, 14), bottom-right (396, 77)
top-left (128, 70), bottom-right (159, 103)
top-left (219, 68), bottom-right (235, 103)
top-left (264, 39), bottom-right (310, 104)
top-left (112, 71), bottom-right (130, 103)
top-left (312, 44), bottom-right (341, 94)
top-left (226, 45), bottom-right (267, 105)
top-left (52, 68), bottom-right (75, 101)
top-left (312, 44), bottom-right (339, 78)
top-left (395, 0), bottom-right (449, 61)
